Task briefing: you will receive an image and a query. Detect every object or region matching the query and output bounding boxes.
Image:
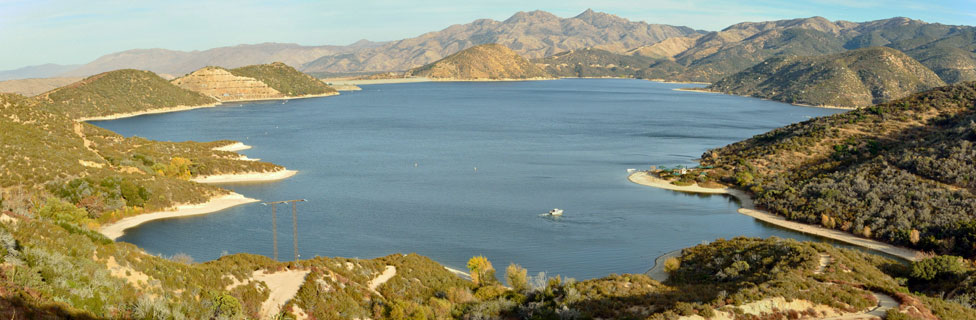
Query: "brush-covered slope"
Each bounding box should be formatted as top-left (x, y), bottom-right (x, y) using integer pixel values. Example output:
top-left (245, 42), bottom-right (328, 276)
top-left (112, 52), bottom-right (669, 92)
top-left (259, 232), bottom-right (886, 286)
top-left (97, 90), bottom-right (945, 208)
top-left (456, 237), bottom-right (976, 319)
top-left (0, 93), bottom-right (279, 213)
top-left (228, 62), bottom-right (337, 97)
top-left (172, 63), bottom-right (337, 102)
top-left (33, 69), bottom-right (216, 119)
top-left (408, 44), bottom-right (549, 80)
top-left (708, 47), bottom-right (946, 107)
top-left (701, 82), bottom-right (976, 258)
top-left (533, 48), bottom-right (660, 78)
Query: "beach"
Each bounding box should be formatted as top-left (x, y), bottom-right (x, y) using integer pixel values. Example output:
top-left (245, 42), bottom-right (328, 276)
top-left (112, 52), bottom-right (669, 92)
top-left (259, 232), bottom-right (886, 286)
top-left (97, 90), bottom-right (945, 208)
top-left (77, 102), bottom-right (223, 121)
top-left (191, 169), bottom-right (298, 184)
top-left (320, 76), bottom-right (557, 86)
top-left (320, 77), bottom-right (434, 86)
top-left (628, 171), bottom-right (923, 261)
top-left (77, 92), bottom-right (340, 122)
top-left (212, 142), bottom-right (252, 152)
top-left (99, 192), bottom-right (258, 240)
top-left (671, 88), bottom-right (859, 110)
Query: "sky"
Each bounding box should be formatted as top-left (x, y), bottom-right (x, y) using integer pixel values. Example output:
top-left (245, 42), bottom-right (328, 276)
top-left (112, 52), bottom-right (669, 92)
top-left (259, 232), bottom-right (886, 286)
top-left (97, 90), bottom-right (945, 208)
top-left (0, 0), bottom-right (974, 70)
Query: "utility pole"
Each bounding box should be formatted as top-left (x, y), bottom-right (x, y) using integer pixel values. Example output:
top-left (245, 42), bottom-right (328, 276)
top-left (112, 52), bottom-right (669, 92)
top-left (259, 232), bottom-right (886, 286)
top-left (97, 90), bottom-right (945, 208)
top-left (263, 199), bottom-right (306, 262)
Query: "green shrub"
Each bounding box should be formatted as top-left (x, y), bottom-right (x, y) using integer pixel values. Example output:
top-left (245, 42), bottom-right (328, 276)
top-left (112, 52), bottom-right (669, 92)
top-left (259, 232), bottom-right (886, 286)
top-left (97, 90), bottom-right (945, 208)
top-left (505, 263), bottom-right (528, 292)
top-left (911, 256), bottom-right (968, 281)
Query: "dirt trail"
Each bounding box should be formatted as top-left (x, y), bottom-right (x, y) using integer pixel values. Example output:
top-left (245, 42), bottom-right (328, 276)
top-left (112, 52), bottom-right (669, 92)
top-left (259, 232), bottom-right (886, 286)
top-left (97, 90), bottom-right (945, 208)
top-left (253, 269), bottom-right (311, 320)
top-left (368, 266), bottom-right (397, 293)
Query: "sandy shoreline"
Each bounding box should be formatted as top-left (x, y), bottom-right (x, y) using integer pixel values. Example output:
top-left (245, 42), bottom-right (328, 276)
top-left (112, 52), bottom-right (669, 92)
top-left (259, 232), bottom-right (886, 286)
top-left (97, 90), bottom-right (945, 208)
top-left (672, 88), bottom-right (721, 94)
top-left (79, 92), bottom-right (339, 122)
top-left (191, 169), bottom-right (297, 184)
top-left (218, 91), bottom-right (339, 103)
top-left (78, 102), bottom-right (223, 121)
top-left (647, 79), bottom-right (711, 85)
top-left (671, 88), bottom-right (858, 110)
top-left (212, 142), bottom-right (253, 152)
top-left (628, 171), bottom-right (922, 261)
top-left (646, 249), bottom-right (681, 282)
top-left (99, 193), bottom-right (258, 240)
top-left (320, 76), bottom-right (557, 86)
top-left (320, 77), bottom-right (434, 86)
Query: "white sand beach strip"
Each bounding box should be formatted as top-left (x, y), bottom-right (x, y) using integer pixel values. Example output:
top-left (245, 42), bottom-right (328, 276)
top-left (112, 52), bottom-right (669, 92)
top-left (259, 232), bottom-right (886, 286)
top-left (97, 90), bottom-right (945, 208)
top-left (99, 192), bottom-right (258, 240)
top-left (212, 142), bottom-right (252, 152)
top-left (191, 169), bottom-right (297, 184)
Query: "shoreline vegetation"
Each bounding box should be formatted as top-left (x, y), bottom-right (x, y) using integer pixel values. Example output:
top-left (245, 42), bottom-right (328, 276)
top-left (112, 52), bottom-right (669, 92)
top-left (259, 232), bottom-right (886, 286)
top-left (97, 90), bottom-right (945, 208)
top-left (628, 170), bottom-right (923, 261)
top-left (98, 192), bottom-right (259, 240)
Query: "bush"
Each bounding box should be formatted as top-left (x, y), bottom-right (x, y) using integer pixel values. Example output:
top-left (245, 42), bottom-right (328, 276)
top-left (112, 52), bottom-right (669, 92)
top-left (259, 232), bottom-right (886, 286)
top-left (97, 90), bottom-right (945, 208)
top-left (474, 285), bottom-right (507, 301)
top-left (38, 198), bottom-right (89, 225)
top-left (910, 256), bottom-right (968, 281)
top-left (664, 257), bottom-right (681, 273)
top-left (506, 263), bottom-right (528, 292)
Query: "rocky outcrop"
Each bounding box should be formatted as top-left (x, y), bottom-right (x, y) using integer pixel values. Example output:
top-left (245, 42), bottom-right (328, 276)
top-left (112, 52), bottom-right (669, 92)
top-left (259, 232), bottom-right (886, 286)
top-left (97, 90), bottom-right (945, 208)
top-left (171, 67), bottom-right (285, 102)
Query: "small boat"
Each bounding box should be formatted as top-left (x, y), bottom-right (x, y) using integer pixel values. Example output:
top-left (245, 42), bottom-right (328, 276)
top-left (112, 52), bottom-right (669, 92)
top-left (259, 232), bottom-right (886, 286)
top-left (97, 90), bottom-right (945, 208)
top-left (546, 208), bottom-right (564, 216)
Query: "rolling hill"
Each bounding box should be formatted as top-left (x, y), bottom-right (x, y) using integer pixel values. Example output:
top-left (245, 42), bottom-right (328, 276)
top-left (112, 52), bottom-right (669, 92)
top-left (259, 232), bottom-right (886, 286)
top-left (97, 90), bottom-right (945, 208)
top-left (33, 69), bottom-right (217, 120)
top-left (533, 48), bottom-right (660, 78)
top-left (408, 44), bottom-right (549, 80)
top-left (228, 62), bottom-right (338, 96)
top-left (172, 63), bottom-right (338, 102)
top-left (708, 47), bottom-right (946, 108)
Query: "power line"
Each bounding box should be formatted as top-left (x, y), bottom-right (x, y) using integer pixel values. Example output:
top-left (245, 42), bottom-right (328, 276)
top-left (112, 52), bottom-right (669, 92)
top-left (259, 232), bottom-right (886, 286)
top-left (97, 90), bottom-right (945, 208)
top-left (262, 199), bottom-right (306, 262)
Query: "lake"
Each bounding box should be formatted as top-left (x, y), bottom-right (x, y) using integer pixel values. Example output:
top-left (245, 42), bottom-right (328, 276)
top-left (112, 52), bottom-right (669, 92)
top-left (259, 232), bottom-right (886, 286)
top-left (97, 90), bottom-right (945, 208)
top-left (94, 79), bottom-right (842, 280)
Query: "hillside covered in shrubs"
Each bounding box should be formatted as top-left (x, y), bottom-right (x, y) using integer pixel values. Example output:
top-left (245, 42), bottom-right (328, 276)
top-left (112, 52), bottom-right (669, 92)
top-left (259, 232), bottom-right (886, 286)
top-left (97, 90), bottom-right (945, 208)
top-left (707, 47), bottom-right (946, 108)
top-left (702, 82), bottom-right (976, 258)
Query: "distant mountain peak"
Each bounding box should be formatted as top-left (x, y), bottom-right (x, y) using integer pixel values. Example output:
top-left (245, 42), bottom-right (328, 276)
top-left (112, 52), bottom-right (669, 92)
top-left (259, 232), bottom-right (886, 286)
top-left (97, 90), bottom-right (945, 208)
top-left (503, 10), bottom-right (560, 24)
top-left (573, 8), bottom-right (626, 25)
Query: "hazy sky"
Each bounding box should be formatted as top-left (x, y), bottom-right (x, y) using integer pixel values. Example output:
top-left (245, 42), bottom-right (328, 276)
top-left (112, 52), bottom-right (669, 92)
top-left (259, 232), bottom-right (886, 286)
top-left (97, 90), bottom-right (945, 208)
top-left (1, 0), bottom-right (974, 70)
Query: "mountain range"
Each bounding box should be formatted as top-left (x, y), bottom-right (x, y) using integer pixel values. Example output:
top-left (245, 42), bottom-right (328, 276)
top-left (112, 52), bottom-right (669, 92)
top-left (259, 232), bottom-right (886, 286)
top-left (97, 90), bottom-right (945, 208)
top-left (4, 11), bottom-right (974, 89)
top-left (301, 9), bottom-right (702, 74)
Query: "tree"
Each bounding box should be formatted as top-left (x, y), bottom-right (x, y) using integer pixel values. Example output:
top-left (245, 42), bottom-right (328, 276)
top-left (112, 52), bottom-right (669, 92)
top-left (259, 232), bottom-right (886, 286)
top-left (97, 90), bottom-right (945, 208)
top-left (506, 263), bottom-right (528, 292)
top-left (467, 256), bottom-right (496, 286)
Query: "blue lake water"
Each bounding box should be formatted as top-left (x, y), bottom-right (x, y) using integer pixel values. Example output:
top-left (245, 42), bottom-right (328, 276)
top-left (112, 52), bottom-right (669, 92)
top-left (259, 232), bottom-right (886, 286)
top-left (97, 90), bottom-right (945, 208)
top-left (94, 79), bottom-right (842, 280)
